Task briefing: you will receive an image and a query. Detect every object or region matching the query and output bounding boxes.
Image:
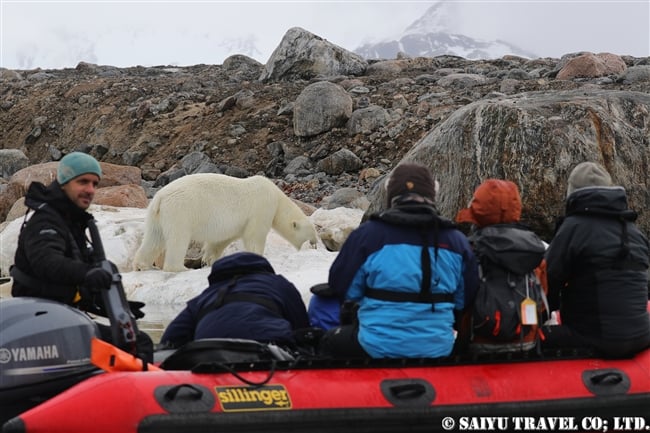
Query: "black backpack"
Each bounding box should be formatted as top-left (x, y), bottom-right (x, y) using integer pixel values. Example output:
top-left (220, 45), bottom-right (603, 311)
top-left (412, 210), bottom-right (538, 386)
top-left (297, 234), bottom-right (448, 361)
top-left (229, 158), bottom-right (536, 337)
top-left (470, 224), bottom-right (548, 342)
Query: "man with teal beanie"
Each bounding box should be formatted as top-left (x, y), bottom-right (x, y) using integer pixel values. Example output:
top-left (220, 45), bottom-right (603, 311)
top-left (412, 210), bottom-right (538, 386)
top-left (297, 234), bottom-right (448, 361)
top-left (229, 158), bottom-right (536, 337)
top-left (12, 152), bottom-right (106, 301)
top-left (11, 152), bottom-right (153, 361)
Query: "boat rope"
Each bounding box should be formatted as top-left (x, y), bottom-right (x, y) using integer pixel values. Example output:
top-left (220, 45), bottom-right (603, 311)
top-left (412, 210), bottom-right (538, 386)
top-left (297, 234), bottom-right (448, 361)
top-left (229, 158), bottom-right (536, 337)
top-left (194, 359), bottom-right (278, 387)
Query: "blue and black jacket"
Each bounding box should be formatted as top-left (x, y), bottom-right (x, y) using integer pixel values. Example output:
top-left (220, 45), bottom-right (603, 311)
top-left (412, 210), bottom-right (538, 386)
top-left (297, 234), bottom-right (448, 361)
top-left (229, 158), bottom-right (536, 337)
top-left (329, 204), bottom-right (479, 358)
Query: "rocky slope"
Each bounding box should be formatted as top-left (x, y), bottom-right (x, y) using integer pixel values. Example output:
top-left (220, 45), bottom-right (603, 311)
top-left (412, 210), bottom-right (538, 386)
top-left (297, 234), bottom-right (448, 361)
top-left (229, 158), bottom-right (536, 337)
top-left (1, 29), bottom-right (649, 240)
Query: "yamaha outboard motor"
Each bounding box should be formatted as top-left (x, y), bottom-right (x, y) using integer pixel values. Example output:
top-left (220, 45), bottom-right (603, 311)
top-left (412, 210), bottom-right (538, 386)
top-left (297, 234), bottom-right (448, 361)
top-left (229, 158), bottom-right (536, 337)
top-left (0, 297), bottom-right (101, 421)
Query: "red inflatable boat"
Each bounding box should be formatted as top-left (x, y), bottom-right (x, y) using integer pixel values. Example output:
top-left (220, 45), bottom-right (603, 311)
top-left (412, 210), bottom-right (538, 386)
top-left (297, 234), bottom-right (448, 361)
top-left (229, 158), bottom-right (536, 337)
top-left (2, 297), bottom-right (649, 433)
top-left (3, 338), bottom-right (649, 433)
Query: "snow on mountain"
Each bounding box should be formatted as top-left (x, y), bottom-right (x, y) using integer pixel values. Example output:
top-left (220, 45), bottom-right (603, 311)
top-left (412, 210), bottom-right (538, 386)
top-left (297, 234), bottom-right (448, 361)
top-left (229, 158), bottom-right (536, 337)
top-left (403, 0), bottom-right (456, 35)
top-left (354, 1), bottom-right (537, 60)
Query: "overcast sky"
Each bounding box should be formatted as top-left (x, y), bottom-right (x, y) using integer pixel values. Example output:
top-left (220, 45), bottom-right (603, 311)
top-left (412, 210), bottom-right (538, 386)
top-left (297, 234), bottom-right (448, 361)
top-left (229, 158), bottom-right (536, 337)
top-left (1, 1), bottom-right (648, 70)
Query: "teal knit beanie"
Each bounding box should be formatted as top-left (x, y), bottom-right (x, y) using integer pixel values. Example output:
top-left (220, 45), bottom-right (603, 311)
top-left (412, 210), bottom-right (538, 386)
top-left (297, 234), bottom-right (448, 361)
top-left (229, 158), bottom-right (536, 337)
top-left (57, 152), bottom-right (102, 185)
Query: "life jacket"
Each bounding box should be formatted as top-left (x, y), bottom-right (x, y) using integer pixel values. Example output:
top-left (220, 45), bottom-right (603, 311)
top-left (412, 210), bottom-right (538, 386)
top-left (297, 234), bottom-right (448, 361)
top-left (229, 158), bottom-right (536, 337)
top-left (367, 203), bottom-right (457, 310)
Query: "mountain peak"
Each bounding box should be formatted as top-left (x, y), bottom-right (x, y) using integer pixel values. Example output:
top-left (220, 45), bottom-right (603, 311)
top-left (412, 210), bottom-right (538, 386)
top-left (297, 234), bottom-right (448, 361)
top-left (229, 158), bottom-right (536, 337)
top-left (403, 1), bottom-right (458, 35)
top-left (355, 1), bottom-right (536, 60)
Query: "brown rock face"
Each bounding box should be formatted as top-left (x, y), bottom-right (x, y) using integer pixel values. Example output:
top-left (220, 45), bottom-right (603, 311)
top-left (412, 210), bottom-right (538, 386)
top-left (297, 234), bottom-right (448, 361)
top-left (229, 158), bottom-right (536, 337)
top-left (557, 52), bottom-right (627, 80)
top-left (94, 184), bottom-right (149, 208)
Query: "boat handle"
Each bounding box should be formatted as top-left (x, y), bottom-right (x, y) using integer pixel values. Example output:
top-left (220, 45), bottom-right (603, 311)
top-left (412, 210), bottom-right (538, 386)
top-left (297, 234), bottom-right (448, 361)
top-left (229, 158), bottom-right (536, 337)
top-left (589, 371), bottom-right (623, 385)
top-left (164, 383), bottom-right (205, 400)
top-left (389, 383), bottom-right (427, 399)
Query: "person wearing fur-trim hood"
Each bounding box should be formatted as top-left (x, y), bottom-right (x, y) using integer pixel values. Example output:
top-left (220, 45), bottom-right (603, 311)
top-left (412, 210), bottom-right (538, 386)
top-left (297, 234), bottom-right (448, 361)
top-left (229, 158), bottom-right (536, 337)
top-left (319, 163), bottom-right (479, 359)
top-left (544, 162), bottom-right (650, 358)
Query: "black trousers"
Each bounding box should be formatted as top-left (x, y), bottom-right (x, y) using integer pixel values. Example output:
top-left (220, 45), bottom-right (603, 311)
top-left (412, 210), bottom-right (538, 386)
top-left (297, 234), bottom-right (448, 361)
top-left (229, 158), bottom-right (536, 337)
top-left (542, 324), bottom-right (650, 359)
top-left (318, 324), bottom-right (369, 358)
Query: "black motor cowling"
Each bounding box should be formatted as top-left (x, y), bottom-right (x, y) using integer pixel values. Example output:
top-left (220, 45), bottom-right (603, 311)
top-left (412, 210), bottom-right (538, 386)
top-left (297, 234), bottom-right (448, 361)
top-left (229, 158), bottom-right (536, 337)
top-left (0, 297), bottom-right (100, 402)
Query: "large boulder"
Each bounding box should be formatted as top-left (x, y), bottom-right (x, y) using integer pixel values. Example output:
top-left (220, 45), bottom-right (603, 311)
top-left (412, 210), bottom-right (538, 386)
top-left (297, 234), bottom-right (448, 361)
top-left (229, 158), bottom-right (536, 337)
top-left (557, 53), bottom-right (627, 80)
top-left (293, 81), bottom-right (353, 137)
top-left (364, 89), bottom-right (650, 240)
top-left (259, 27), bottom-right (367, 82)
top-left (93, 184), bottom-right (149, 208)
top-left (311, 207), bottom-right (364, 252)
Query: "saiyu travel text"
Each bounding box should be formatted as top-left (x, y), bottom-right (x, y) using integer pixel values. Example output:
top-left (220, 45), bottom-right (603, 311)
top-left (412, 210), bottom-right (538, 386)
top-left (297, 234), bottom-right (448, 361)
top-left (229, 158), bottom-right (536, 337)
top-left (440, 416), bottom-right (649, 431)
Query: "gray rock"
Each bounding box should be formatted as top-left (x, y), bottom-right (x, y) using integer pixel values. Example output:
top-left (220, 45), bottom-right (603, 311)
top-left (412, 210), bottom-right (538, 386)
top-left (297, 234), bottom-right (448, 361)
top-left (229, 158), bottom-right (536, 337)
top-left (321, 187), bottom-right (370, 211)
top-left (317, 148), bottom-right (363, 175)
top-left (0, 149), bottom-right (30, 179)
top-left (284, 155), bottom-right (312, 175)
top-left (260, 27), bottom-right (367, 82)
top-left (293, 81), bottom-right (353, 137)
top-left (618, 65), bottom-right (650, 84)
top-left (347, 105), bottom-right (391, 135)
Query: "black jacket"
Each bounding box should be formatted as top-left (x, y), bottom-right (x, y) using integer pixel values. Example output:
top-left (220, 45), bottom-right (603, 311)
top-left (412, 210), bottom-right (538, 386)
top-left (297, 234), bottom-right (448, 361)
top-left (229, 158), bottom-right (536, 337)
top-left (11, 181), bottom-right (96, 304)
top-left (545, 186), bottom-right (650, 342)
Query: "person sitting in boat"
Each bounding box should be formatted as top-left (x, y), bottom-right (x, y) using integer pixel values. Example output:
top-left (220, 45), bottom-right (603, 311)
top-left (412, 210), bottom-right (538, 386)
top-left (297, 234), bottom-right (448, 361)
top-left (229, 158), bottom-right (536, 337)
top-left (10, 152), bottom-right (153, 362)
top-left (543, 161), bottom-right (650, 358)
top-left (159, 251), bottom-right (311, 350)
top-left (318, 163), bottom-right (479, 359)
top-left (306, 283), bottom-right (341, 331)
top-left (455, 179), bottom-right (549, 353)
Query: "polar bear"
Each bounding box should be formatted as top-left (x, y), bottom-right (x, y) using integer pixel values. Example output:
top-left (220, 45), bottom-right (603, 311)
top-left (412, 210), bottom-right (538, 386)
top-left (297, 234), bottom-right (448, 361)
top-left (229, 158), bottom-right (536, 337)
top-left (133, 173), bottom-right (319, 272)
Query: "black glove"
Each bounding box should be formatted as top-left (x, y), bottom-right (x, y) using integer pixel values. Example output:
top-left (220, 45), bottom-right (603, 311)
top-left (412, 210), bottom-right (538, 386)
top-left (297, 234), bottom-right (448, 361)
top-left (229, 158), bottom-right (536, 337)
top-left (339, 300), bottom-right (359, 326)
top-left (310, 283), bottom-right (336, 297)
top-left (83, 268), bottom-right (113, 294)
top-left (128, 301), bottom-right (146, 319)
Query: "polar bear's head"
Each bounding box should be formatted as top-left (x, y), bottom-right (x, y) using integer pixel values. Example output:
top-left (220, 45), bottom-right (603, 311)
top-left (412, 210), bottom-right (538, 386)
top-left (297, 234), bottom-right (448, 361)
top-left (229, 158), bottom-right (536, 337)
top-left (291, 219), bottom-right (319, 250)
top-left (272, 209), bottom-right (319, 251)
top-left (271, 188), bottom-right (319, 251)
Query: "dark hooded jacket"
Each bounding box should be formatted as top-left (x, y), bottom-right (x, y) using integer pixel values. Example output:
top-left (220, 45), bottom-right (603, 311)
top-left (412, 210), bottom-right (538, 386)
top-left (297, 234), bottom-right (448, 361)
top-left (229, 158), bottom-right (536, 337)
top-left (12, 181), bottom-right (96, 304)
top-left (545, 186), bottom-right (650, 344)
top-left (160, 252), bottom-right (310, 348)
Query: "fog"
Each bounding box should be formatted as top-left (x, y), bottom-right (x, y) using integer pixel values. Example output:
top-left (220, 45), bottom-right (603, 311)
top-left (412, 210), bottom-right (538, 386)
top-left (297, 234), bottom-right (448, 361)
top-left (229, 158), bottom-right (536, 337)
top-left (1, 1), bottom-right (647, 70)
